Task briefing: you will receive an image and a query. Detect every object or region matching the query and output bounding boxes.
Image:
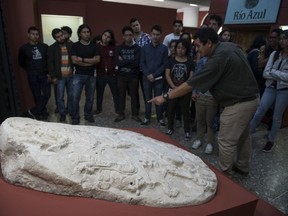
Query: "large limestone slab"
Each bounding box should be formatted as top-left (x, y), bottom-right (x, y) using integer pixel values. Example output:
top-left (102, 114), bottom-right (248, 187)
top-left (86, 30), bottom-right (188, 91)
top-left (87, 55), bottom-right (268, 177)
top-left (0, 117), bottom-right (217, 207)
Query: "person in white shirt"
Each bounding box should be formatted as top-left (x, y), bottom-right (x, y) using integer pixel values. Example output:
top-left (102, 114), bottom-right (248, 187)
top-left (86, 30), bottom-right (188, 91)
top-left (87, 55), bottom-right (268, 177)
top-left (163, 20), bottom-right (183, 47)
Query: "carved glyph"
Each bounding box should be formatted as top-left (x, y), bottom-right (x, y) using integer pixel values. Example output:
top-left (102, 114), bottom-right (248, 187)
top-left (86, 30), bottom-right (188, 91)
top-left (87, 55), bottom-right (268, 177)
top-left (0, 117), bottom-right (217, 207)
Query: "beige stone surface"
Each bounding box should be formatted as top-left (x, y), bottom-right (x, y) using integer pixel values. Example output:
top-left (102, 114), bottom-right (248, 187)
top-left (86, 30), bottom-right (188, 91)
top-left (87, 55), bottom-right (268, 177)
top-left (0, 117), bottom-right (217, 207)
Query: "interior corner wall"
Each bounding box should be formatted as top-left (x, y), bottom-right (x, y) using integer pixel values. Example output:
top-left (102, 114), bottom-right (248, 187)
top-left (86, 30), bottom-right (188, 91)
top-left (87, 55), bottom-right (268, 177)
top-left (277, 0), bottom-right (288, 26)
top-left (38, 0), bottom-right (177, 43)
top-left (1, 0), bottom-right (36, 112)
top-left (208, 0), bottom-right (227, 24)
top-left (198, 11), bottom-right (208, 26)
top-left (176, 12), bottom-right (183, 21)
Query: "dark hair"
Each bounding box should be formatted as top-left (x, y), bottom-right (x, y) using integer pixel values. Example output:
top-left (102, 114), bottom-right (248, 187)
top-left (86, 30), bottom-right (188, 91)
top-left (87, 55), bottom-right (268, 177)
top-left (173, 20), bottom-right (183, 26)
top-left (209, 14), bottom-right (223, 28)
top-left (92, 35), bottom-right (102, 44)
top-left (122, 26), bottom-right (133, 35)
top-left (270, 28), bottom-right (283, 36)
top-left (180, 32), bottom-right (192, 43)
top-left (248, 35), bottom-right (266, 52)
top-left (27, 26), bottom-right (39, 33)
top-left (193, 28), bottom-right (219, 45)
top-left (77, 24), bottom-right (91, 40)
top-left (61, 26), bottom-right (72, 35)
top-left (219, 29), bottom-right (231, 42)
top-left (169, 39), bottom-right (178, 47)
top-left (129, 18), bottom-right (138, 25)
top-left (51, 28), bottom-right (62, 40)
top-left (219, 29), bottom-right (230, 37)
top-left (102, 29), bottom-right (116, 46)
top-left (151, 25), bottom-right (162, 33)
top-left (175, 38), bottom-right (191, 56)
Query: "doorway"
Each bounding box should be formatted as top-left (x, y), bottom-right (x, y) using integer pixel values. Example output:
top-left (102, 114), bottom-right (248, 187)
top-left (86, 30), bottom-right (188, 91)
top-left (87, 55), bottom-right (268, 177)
top-left (41, 14), bottom-right (83, 45)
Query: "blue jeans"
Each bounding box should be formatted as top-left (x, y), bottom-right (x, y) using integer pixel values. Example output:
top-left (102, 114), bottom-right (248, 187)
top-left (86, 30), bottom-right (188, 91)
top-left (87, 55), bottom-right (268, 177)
top-left (71, 74), bottom-right (96, 122)
top-left (250, 87), bottom-right (288, 141)
top-left (57, 76), bottom-right (73, 116)
top-left (142, 76), bottom-right (164, 121)
top-left (27, 74), bottom-right (51, 115)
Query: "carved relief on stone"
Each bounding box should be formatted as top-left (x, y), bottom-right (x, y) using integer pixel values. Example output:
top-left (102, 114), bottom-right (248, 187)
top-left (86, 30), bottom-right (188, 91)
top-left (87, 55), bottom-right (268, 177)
top-left (0, 118), bottom-right (217, 207)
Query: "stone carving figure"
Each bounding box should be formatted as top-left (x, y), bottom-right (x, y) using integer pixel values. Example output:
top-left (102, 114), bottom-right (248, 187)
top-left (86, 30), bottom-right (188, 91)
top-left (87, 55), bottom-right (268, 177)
top-left (0, 117), bottom-right (217, 207)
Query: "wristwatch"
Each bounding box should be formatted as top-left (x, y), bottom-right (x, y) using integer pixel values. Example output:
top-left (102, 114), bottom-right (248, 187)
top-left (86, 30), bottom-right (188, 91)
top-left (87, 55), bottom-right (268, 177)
top-left (163, 93), bottom-right (169, 101)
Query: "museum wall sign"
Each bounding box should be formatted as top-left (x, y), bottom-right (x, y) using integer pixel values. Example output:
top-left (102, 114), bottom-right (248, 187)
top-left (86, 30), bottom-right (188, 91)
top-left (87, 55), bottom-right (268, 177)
top-left (224, 0), bottom-right (281, 24)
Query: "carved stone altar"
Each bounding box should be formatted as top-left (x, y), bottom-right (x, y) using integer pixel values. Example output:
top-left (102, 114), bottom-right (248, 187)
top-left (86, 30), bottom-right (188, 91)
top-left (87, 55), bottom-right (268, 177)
top-left (0, 117), bottom-right (217, 207)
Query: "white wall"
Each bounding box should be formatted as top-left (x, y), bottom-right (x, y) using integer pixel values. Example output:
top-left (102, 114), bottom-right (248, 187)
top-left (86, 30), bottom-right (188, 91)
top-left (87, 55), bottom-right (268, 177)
top-left (41, 14), bottom-right (83, 45)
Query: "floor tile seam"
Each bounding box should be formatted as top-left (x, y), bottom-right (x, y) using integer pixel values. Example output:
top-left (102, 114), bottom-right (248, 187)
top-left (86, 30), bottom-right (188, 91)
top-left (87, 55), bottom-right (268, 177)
top-left (269, 190), bottom-right (288, 201)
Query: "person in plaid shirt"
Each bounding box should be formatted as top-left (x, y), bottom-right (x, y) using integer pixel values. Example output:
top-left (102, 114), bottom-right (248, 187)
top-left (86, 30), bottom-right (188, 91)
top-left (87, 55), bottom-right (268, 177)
top-left (130, 18), bottom-right (151, 47)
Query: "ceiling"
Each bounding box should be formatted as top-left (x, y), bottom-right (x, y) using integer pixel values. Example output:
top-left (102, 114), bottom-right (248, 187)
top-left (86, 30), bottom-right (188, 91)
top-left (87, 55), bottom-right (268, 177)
top-left (102, 0), bottom-right (211, 11)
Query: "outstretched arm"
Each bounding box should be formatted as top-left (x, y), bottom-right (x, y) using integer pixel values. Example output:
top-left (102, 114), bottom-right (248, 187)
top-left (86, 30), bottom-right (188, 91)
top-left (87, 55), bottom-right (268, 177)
top-left (148, 82), bottom-right (193, 105)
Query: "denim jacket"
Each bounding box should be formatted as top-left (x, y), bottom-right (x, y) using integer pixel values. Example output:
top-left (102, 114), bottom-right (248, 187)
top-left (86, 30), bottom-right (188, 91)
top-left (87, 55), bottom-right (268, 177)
top-left (263, 50), bottom-right (288, 89)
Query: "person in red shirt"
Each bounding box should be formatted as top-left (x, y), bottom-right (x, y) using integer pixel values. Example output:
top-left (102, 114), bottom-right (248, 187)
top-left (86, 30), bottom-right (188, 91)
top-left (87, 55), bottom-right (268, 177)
top-left (94, 29), bottom-right (120, 115)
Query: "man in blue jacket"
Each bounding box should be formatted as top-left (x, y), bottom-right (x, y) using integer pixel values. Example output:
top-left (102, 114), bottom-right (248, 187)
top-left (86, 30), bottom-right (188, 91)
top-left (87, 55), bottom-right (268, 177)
top-left (140, 25), bottom-right (168, 127)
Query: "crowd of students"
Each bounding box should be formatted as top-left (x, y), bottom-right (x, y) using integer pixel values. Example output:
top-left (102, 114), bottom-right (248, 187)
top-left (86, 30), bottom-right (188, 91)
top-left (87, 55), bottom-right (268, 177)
top-left (18, 15), bottom-right (288, 175)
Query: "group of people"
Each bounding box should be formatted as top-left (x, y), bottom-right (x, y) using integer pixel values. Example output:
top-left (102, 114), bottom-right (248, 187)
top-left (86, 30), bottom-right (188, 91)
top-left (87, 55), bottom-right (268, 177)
top-left (18, 15), bottom-right (288, 176)
top-left (149, 18), bottom-right (288, 175)
top-left (248, 28), bottom-right (288, 153)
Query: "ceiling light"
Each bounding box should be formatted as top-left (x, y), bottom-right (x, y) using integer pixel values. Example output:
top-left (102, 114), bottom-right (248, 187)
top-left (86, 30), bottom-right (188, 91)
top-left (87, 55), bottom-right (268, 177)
top-left (190, 4), bottom-right (198, 7)
top-left (154, 0), bottom-right (164, 2)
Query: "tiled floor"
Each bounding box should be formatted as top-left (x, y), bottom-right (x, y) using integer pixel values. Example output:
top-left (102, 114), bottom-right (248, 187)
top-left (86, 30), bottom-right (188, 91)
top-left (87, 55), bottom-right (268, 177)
top-left (44, 88), bottom-right (288, 215)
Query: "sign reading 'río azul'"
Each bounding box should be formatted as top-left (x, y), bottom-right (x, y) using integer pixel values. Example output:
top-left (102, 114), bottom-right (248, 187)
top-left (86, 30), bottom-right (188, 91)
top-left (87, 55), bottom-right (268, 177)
top-left (224, 0), bottom-right (281, 25)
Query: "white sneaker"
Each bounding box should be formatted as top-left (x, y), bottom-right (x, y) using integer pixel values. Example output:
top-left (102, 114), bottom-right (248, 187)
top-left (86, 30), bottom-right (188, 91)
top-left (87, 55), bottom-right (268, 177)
top-left (192, 139), bottom-right (202, 149)
top-left (204, 143), bottom-right (213, 154)
top-left (28, 110), bottom-right (36, 119)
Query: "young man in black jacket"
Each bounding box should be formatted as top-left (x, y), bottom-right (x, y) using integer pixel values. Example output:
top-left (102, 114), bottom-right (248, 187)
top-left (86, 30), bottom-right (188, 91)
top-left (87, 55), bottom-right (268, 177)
top-left (18, 26), bottom-right (50, 120)
top-left (114, 26), bottom-right (141, 123)
top-left (48, 28), bottom-right (73, 122)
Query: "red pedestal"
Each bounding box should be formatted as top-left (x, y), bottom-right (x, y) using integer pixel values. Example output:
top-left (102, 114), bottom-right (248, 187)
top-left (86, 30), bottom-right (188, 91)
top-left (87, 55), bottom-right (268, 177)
top-left (0, 128), bottom-right (285, 216)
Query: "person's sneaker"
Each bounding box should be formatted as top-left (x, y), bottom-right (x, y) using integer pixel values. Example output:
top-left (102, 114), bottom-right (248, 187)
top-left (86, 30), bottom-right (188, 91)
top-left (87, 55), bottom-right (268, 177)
top-left (159, 119), bottom-right (166, 128)
top-left (93, 110), bottom-right (102, 115)
top-left (27, 110), bottom-right (36, 119)
top-left (165, 129), bottom-right (173, 135)
top-left (204, 143), bottom-right (213, 154)
top-left (114, 115), bottom-right (125, 122)
top-left (192, 139), bottom-right (202, 149)
top-left (131, 116), bottom-right (142, 122)
top-left (59, 115), bottom-right (66, 122)
top-left (262, 141), bottom-right (274, 153)
top-left (85, 117), bottom-right (95, 123)
top-left (175, 120), bottom-right (182, 128)
top-left (185, 132), bottom-right (191, 141)
top-left (141, 118), bottom-right (150, 125)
